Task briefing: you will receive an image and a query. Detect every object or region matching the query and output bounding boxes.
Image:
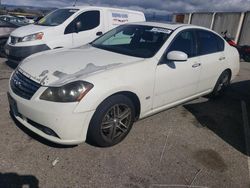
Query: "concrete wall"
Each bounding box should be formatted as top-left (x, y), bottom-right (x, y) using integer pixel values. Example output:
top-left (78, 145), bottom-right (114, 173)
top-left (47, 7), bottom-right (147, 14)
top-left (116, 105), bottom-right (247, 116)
top-left (183, 13), bottom-right (190, 24)
top-left (213, 13), bottom-right (241, 40)
top-left (191, 13), bottom-right (213, 28)
top-left (239, 12), bottom-right (250, 45)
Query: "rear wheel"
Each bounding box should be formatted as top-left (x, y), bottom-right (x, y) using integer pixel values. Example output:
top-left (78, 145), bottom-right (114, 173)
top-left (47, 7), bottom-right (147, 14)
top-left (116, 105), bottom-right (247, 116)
top-left (243, 54), bottom-right (250, 62)
top-left (209, 70), bottom-right (231, 98)
top-left (87, 95), bottom-right (135, 147)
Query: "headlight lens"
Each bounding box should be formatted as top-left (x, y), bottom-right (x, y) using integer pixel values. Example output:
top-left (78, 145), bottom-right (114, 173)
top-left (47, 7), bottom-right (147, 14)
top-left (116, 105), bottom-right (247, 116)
top-left (40, 81), bottom-right (94, 102)
top-left (21, 32), bottom-right (44, 42)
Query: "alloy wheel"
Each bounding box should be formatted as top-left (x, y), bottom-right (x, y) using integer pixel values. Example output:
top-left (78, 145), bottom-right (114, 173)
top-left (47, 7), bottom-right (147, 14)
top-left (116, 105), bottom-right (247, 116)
top-left (101, 104), bottom-right (132, 142)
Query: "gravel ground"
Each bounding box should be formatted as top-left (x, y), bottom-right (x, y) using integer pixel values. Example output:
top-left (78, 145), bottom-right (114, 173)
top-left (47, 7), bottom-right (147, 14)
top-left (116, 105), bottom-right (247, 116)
top-left (0, 58), bottom-right (250, 188)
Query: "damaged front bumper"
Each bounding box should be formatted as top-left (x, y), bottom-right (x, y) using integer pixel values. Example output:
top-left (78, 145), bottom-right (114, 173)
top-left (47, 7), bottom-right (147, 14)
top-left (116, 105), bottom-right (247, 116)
top-left (8, 83), bottom-right (95, 145)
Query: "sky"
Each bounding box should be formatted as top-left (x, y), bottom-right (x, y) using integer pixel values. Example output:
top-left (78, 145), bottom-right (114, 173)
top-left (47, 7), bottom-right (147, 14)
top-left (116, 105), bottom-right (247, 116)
top-left (2, 0), bottom-right (250, 16)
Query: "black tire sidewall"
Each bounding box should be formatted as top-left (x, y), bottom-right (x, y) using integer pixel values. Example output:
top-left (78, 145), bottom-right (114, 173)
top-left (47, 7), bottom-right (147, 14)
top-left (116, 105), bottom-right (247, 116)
top-left (87, 94), bottom-right (135, 147)
top-left (243, 54), bottom-right (250, 62)
top-left (211, 71), bottom-right (230, 98)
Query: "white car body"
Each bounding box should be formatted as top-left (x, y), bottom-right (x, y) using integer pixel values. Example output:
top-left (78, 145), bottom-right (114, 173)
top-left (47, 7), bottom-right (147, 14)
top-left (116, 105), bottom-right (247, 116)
top-left (5, 6), bottom-right (145, 64)
top-left (8, 22), bottom-right (240, 145)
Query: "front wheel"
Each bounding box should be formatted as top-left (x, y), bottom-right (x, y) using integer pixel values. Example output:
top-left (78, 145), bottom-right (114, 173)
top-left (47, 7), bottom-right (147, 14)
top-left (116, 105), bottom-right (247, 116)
top-left (87, 95), bottom-right (135, 147)
top-left (209, 71), bottom-right (231, 98)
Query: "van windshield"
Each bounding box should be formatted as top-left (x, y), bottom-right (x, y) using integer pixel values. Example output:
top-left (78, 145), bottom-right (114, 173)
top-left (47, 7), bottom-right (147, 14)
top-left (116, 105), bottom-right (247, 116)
top-left (91, 25), bottom-right (172, 58)
top-left (36, 9), bottom-right (79, 26)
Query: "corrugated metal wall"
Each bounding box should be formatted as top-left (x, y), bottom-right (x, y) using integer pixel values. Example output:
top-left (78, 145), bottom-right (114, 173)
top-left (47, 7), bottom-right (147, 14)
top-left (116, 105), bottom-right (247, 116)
top-left (173, 12), bottom-right (250, 45)
top-left (191, 13), bottom-right (213, 28)
top-left (172, 14), bottom-right (185, 23)
top-left (213, 13), bottom-right (241, 40)
top-left (239, 12), bottom-right (250, 45)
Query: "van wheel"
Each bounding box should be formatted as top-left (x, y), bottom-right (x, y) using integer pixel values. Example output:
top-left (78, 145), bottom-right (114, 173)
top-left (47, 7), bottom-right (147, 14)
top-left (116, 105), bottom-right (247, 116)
top-left (87, 95), bottom-right (135, 147)
top-left (209, 70), bottom-right (230, 98)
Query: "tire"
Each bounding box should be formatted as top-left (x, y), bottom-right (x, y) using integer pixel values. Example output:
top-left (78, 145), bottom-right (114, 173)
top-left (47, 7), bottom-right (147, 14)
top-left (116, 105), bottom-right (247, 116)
top-left (243, 54), bottom-right (250, 62)
top-left (87, 94), bottom-right (135, 147)
top-left (0, 39), bottom-right (7, 58)
top-left (209, 70), bottom-right (231, 98)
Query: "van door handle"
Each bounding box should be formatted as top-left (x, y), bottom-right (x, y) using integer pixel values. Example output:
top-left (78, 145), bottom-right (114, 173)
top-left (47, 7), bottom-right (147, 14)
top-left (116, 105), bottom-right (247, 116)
top-left (192, 63), bottom-right (201, 68)
top-left (96, 31), bottom-right (103, 36)
top-left (219, 57), bottom-right (226, 61)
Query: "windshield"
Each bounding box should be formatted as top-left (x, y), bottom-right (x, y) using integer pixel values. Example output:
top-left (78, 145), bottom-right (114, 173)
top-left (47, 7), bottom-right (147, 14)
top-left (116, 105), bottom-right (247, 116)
top-left (37, 9), bottom-right (79, 26)
top-left (92, 24), bottom-right (172, 58)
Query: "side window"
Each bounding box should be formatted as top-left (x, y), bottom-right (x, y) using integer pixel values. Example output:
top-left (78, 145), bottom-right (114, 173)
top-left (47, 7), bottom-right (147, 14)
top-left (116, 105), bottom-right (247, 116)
top-left (167, 30), bottom-right (197, 58)
top-left (65, 11), bottom-right (100, 34)
top-left (0, 20), bottom-right (11, 27)
top-left (65, 20), bottom-right (75, 34)
top-left (217, 35), bottom-right (225, 52)
top-left (197, 30), bottom-right (224, 55)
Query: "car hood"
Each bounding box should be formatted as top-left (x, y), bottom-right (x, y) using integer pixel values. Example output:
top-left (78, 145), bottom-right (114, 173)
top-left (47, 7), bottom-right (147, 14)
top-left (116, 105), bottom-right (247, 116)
top-left (18, 45), bottom-right (143, 86)
top-left (11, 24), bottom-right (51, 37)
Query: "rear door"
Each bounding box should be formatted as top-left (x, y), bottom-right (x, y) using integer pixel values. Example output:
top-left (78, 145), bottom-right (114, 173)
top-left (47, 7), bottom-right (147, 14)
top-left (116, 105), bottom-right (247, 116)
top-left (196, 29), bottom-right (226, 92)
top-left (153, 29), bottom-right (202, 109)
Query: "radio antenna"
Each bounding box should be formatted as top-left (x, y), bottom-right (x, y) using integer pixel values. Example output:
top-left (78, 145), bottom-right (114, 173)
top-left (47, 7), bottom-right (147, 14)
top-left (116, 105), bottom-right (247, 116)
top-left (73, 0), bottom-right (78, 6)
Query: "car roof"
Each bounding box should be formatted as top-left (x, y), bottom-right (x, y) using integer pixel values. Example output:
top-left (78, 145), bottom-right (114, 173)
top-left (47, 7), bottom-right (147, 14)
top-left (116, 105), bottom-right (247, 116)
top-left (129, 21), bottom-right (217, 32)
top-left (62, 6), bottom-right (144, 14)
top-left (0, 15), bottom-right (14, 18)
top-left (129, 21), bottom-right (188, 30)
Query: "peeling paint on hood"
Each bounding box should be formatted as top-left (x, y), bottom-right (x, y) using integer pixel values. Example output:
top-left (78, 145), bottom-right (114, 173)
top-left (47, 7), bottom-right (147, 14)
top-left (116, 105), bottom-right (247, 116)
top-left (19, 45), bottom-right (143, 86)
top-left (51, 63), bottom-right (122, 86)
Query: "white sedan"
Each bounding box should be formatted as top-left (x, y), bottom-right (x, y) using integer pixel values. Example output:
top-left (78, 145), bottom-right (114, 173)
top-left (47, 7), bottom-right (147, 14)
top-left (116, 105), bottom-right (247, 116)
top-left (8, 22), bottom-right (240, 147)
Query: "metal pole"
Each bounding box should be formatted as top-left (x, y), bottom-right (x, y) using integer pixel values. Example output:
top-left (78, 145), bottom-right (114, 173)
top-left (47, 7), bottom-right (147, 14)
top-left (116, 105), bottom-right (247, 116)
top-left (188, 13), bottom-right (192, 24)
top-left (235, 12), bottom-right (245, 44)
top-left (73, 0), bottom-right (78, 6)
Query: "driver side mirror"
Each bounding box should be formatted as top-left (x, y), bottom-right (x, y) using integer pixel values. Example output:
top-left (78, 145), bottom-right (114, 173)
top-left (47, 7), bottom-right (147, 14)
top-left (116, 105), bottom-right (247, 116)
top-left (166, 51), bottom-right (188, 62)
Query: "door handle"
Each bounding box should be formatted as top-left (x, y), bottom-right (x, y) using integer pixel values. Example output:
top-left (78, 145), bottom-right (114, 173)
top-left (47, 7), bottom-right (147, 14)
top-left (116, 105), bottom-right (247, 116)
top-left (192, 63), bottom-right (201, 68)
top-left (219, 57), bottom-right (226, 61)
top-left (96, 31), bottom-right (103, 36)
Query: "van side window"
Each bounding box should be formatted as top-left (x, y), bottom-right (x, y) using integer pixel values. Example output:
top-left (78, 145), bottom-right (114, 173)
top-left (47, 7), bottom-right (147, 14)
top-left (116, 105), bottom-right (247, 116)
top-left (65, 21), bottom-right (75, 34)
top-left (65, 11), bottom-right (100, 34)
top-left (197, 30), bottom-right (225, 55)
top-left (167, 30), bottom-right (197, 58)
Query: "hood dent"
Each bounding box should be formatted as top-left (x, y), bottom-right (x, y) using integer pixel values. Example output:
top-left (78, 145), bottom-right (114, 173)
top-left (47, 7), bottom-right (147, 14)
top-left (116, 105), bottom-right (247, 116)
top-left (37, 63), bottom-right (122, 87)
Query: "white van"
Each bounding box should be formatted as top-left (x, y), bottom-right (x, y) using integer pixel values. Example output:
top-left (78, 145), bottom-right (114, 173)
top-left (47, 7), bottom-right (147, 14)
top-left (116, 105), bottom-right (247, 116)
top-left (5, 6), bottom-right (145, 64)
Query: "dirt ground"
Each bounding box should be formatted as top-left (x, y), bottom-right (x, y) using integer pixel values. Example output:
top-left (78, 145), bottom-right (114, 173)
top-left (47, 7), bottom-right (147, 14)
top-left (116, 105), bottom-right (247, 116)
top-left (0, 58), bottom-right (250, 188)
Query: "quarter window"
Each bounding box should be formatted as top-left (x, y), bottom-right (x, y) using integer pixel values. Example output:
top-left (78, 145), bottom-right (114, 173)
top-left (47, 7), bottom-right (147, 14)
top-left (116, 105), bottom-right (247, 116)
top-left (167, 30), bottom-right (197, 58)
top-left (197, 30), bottom-right (225, 55)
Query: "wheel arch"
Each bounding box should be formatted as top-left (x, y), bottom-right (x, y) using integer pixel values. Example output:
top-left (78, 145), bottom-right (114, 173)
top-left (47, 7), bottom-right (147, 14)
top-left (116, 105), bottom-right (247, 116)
top-left (224, 68), bottom-right (232, 81)
top-left (107, 91), bottom-right (141, 120)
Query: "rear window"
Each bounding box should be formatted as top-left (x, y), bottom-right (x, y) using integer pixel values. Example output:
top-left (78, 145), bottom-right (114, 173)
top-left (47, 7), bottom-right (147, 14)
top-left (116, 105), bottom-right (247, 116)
top-left (197, 30), bottom-right (225, 55)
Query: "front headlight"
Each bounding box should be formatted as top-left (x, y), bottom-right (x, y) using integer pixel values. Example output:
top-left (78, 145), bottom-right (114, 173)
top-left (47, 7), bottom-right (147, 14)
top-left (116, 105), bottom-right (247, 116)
top-left (40, 81), bottom-right (94, 103)
top-left (21, 32), bottom-right (44, 42)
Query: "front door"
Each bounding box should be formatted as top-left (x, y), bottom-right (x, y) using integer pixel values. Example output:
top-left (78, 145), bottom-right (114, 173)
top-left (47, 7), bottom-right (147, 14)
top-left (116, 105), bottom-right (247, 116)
top-left (65, 10), bottom-right (104, 48)
top-left (153, 30), bottom-right (201, 109)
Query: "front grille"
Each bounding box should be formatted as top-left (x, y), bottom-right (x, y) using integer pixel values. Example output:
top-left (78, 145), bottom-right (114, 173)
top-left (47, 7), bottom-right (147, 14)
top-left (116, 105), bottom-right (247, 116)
top-left (10, 70), bottom-right (41, 100)
top-left (10, 36), bottom-right (22, 45)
